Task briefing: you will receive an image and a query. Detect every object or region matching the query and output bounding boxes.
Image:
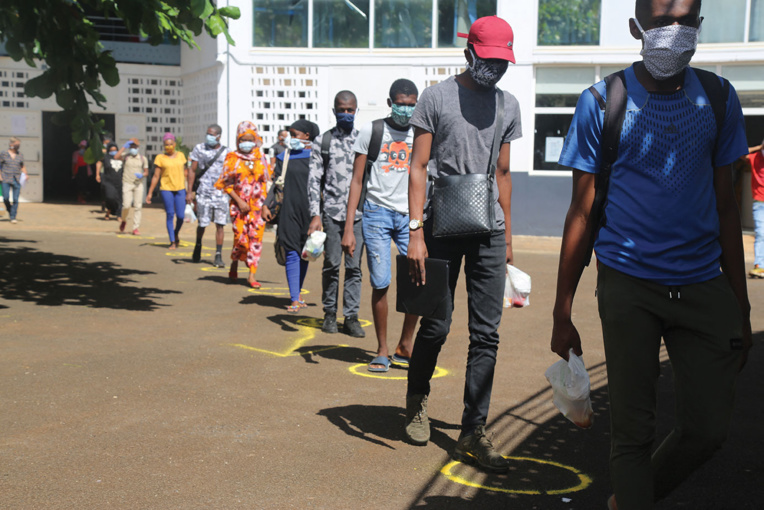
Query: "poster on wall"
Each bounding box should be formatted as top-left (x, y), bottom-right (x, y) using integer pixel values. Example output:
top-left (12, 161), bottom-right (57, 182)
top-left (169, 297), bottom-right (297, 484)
top-left (544, 137), bottom-right (564, 163)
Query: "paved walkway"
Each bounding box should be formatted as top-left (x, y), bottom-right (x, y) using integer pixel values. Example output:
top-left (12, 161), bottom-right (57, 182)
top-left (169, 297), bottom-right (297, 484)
top-left (1, 203), bottom-right (762, 509)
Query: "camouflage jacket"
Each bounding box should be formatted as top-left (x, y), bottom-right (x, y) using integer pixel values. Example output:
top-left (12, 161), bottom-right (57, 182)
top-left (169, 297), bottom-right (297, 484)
top-left (308, 126), bottom-right (359, 222)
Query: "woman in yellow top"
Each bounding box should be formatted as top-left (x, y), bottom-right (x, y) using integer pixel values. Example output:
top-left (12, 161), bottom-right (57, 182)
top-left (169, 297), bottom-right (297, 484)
top-left (147, 132), bottom-right (188, 249)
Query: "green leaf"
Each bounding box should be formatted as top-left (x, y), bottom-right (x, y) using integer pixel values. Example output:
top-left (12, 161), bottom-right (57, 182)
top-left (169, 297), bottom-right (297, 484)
top-left (100, 63), bottom-right (120, 87)
top-left (189, 0), bottom-right (206, 17)
top-left (56, 88), bottom-right (77, 110)
top-left (4, 38), bottom-right (23, 61)
top-left (206, 13), bottom-right (225, 37)
top-left (24, 74), bottom-right (56, 99)
top-left (218, 6), bottom-right (241, 20)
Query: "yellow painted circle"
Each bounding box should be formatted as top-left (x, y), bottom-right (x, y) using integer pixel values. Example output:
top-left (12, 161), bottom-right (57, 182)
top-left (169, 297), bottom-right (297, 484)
top-left (247, 287), bottom-right (311, 297)
top-left (348, 363), bottom-right (449, 380)
top-left (117, 234), bottom-right (156, 240)
top-left (200, 266), bottom-right (229, 272)
top-left (441, 456), bottom-right (592, 495)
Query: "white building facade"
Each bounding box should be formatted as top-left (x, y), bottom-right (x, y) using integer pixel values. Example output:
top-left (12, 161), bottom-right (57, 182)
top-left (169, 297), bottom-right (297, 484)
top-left (2, 0), bottom-right (763, 235)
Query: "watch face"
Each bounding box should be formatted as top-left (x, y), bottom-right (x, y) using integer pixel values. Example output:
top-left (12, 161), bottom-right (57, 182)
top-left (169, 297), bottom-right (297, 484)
top-left (409, 220), bottom-right (418, 229)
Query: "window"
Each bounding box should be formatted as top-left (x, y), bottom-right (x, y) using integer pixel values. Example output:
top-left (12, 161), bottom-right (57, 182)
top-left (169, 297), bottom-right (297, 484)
top-left (314, 0), bottom-right (370, 48)
top-left (437, 0), bottom-right (496, 48)
top-left (374, 0), bottom-right (432, 48)
top-left (253, 0), bottom-right (308, 47)
top-left (699, 0), bottom-right (746, 43)
top-left (722, 65), bottom-right (764, 108)
top-left (537, 0), bottom-right (600, 46)
top-left (534, 67), bottom-right (599, 171)
top-left (751, 0), bottom-right (764, 42)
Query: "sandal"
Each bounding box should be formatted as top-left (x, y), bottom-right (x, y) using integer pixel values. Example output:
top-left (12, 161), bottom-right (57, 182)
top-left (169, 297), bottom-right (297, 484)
top-left (249, 280), bottom-right (262, 289)
top-left (297, 300), bottom-right (308, 308)
top-left (286, 304), bottom-right (301, 314)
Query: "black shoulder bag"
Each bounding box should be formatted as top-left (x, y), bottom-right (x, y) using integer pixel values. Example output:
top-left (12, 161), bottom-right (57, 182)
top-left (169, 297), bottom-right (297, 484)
top-left (192, 146), bottom-right (227, 192)
top-left (431, 91), bottom-right (504, 238)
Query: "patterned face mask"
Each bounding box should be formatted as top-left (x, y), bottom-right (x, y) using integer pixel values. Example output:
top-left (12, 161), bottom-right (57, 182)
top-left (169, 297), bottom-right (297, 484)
top-left (391, 104), bottom-right (415, 127)
top-left (633, 18), bottom-right (700, 80)
top-left (466, 48), bottom-right (508, 89)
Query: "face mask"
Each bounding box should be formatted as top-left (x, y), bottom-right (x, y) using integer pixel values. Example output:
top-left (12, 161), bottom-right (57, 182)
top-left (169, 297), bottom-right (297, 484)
top-left (633, 18), bottom-right (699, 80)
top-left (164, 145), bottom-right (175, 155)
top-left (335, 112), bottom-right (355, 131)
top-left (109, 150), bottom-right (117, 157)
top-left (79, 148), bottom-right (86, 154)
top-left (129, 148), bottom-right (139, 156)
top-left (206, 134), bottom-right (219, 147)
top-left (289, 137), bottom-right (305, 151)
top-left (391, 104), bottom-right (415, 127)
top-left (466, 48), bottom-right (508, 89)
top-left (239, 141), bottom-right (256, 153)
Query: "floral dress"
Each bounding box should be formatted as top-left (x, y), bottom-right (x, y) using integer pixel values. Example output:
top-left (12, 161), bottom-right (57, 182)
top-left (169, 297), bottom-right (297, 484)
top-left (215, 151), bottom-right (268, 269)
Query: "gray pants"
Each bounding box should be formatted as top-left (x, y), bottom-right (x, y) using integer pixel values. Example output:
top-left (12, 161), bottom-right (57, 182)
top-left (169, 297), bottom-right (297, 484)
top-left (322, 216), bottom-right (364, 317)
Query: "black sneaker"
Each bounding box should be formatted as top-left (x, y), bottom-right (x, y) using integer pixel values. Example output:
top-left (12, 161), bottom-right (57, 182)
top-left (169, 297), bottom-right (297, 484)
top-left (322, 312), bottom-right (338, 334)
top-left (192, 242), bottom-right (202, 263)
top-left (213, 253), bottom-right (225, 268)
top-left (342, 315), bottom-right (365, 338)
top-left (452, 425), bottom-right (509, 473)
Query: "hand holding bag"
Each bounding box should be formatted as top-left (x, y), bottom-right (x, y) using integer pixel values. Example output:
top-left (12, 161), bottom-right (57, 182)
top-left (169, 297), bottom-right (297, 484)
top-left (431, 92), bottom-right (504, 238)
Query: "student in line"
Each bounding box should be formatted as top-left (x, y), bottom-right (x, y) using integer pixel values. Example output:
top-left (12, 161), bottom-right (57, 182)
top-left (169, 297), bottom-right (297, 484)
top-left (147, 132), bottom-right (188, 249)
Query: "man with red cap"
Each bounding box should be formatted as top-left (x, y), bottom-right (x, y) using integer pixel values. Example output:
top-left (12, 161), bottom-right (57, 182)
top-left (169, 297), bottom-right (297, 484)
top-left (404, 15), bottom-right (522, 473)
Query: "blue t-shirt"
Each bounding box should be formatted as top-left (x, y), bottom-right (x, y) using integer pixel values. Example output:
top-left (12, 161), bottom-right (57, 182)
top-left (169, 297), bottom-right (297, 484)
top-left (558, 65), bottom-right (748, 285)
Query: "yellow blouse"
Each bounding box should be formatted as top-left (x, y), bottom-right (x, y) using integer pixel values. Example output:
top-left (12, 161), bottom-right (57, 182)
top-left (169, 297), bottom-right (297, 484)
top-left (154, 152), bottom-right (187, 191)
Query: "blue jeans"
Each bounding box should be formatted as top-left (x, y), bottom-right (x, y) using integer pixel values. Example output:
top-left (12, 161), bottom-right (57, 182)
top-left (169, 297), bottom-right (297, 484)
top-left (753, 201), bottom-right (764, 267)
top-left (2, 179), bottom-right (20, 220)
top-left (160, 189), bottom-right (186, 242)
top-left (362, 200), bottom-right (409, 289)
top-left (285, 250), bottom-right (309, 302)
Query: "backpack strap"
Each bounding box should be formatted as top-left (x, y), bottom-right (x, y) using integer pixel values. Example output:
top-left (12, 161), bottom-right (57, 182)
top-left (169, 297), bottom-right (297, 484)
top-left (320, 131), bottom-right (332, 171)
top-left (356, 119), bottom-right (386, 212)
top-left (692, 67), bottom-right (729, 161)
top-left (584, 70), bottom-right (627, 266)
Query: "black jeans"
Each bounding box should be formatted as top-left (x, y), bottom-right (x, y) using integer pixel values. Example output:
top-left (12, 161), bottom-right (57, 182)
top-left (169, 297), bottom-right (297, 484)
top-left (322, 216), bottom-right (364, 317)
top-left (407, 221), bottom-right (506, 434)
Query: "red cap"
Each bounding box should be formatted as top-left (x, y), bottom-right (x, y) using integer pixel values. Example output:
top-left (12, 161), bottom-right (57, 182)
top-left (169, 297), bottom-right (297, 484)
top-left (457, 16), bottom-right (515, 63)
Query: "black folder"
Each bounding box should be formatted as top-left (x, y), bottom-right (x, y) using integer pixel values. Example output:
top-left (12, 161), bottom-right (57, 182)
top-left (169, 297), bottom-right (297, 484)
top-left (396, 255), bottom-right (450, 320)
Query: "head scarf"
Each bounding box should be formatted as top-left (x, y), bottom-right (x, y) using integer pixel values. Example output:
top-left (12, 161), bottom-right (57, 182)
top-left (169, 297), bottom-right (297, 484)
top-left (163, 132), bottom-right (176, 143)
top-left (289, 120), bottom-right (320, 142)
top-left (235, 121), bottom-right (263, 161)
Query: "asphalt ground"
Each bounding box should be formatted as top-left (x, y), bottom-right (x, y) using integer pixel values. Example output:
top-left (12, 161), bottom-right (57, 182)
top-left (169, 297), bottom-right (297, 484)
top-left (1, 203), bottom-right (762, 510)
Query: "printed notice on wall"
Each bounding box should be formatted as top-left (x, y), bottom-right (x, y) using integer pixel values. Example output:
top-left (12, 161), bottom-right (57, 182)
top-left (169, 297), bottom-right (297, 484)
top-left (544, 137), bottom-right (564, 163)
top-left (11, 115), bottom-right (27, 136)
top-left (124, 125), bottom-right (140, 136)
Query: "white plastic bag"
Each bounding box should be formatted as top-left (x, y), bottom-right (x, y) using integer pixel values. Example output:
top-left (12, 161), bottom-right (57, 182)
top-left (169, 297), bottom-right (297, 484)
top-left (301, 231), bottom-right (327, 261)
top-left (184, 203), bottom-right (197, 223)
top-left (504, 264), bottom-right (531, 308)
top-left (544, 349), bottom-right (594, 428)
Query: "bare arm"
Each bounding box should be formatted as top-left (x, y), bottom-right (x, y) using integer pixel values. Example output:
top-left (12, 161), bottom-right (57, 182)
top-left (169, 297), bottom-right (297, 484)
top-left (407, 128), bottom-right (433, 286)
top-left (495, 143), bottom-right (513, 265)
top-left (341, 153), bottom-right (367, 257)
top-left (187, 160), bottom-right (199, 203)
top-left (714, 164), bottom-right (752, 369)
top-left (95, 161), bottom-right (103, 183)
top-left (550, 170), bottom-right (597, 360)
top-left (146, 166), bottom-right (162, 204)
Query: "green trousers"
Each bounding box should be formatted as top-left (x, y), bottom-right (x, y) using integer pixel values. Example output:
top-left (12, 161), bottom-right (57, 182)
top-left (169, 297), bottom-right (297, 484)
top-left (597, 263), bottom-right (743, 510)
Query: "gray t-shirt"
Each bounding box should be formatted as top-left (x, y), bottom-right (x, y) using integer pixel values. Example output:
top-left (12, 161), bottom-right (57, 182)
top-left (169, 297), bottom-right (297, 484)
top-left (409, 76), bottom-right (522, 229)
top-left (352, 120), bottom-right (413, 215)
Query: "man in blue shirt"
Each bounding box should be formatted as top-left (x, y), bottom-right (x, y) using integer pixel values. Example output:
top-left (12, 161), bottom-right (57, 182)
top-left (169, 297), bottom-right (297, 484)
top-left (551, 0), bottom-right (752, 508)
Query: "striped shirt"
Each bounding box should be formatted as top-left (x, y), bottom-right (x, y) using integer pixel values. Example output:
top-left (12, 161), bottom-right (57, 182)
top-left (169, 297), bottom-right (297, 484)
top-left (0, 150), bottom-right (24, 181)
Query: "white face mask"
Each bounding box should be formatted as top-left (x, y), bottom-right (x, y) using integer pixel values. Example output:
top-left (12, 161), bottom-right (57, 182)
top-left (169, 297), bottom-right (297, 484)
top-left (633, 18), bottom-right (700, 80)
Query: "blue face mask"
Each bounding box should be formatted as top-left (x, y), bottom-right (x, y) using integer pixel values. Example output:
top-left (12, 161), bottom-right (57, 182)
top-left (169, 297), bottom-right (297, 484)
top-left (289, 137), bottom-right (305, 151)
top-left (129, 148), bottom-right (139, 156)
top-left (391, 104), bottom-right (415, 127)
top-left (239, 141), bottom-right (256, 153)
top-left (108, 150), bottom-right (118, 157)
top-left (206, 134), bottom-right (219, 147)
top-left (335, 112), bottom-right (355, 131)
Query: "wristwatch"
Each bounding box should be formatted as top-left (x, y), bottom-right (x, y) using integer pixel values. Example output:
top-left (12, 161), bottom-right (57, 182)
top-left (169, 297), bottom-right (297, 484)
top-left (409, 219), bottom-right (424, 231)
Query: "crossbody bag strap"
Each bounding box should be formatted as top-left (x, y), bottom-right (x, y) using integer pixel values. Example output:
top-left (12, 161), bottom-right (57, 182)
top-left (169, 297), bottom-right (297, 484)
top-left (198, 146), bottom-right (227, 177)
top-left (275, 149), bottom-right (291, 187)
top-left (488, 91), bottom-right (505, 180)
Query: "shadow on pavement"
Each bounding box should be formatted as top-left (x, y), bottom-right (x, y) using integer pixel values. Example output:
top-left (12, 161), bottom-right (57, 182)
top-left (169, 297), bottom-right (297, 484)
top-left (317, 404), bottom-right (460, 451)
top-left (404, 335), bottom-right (764, 509)
top-left (0, 236), bottom-right (180, 311)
